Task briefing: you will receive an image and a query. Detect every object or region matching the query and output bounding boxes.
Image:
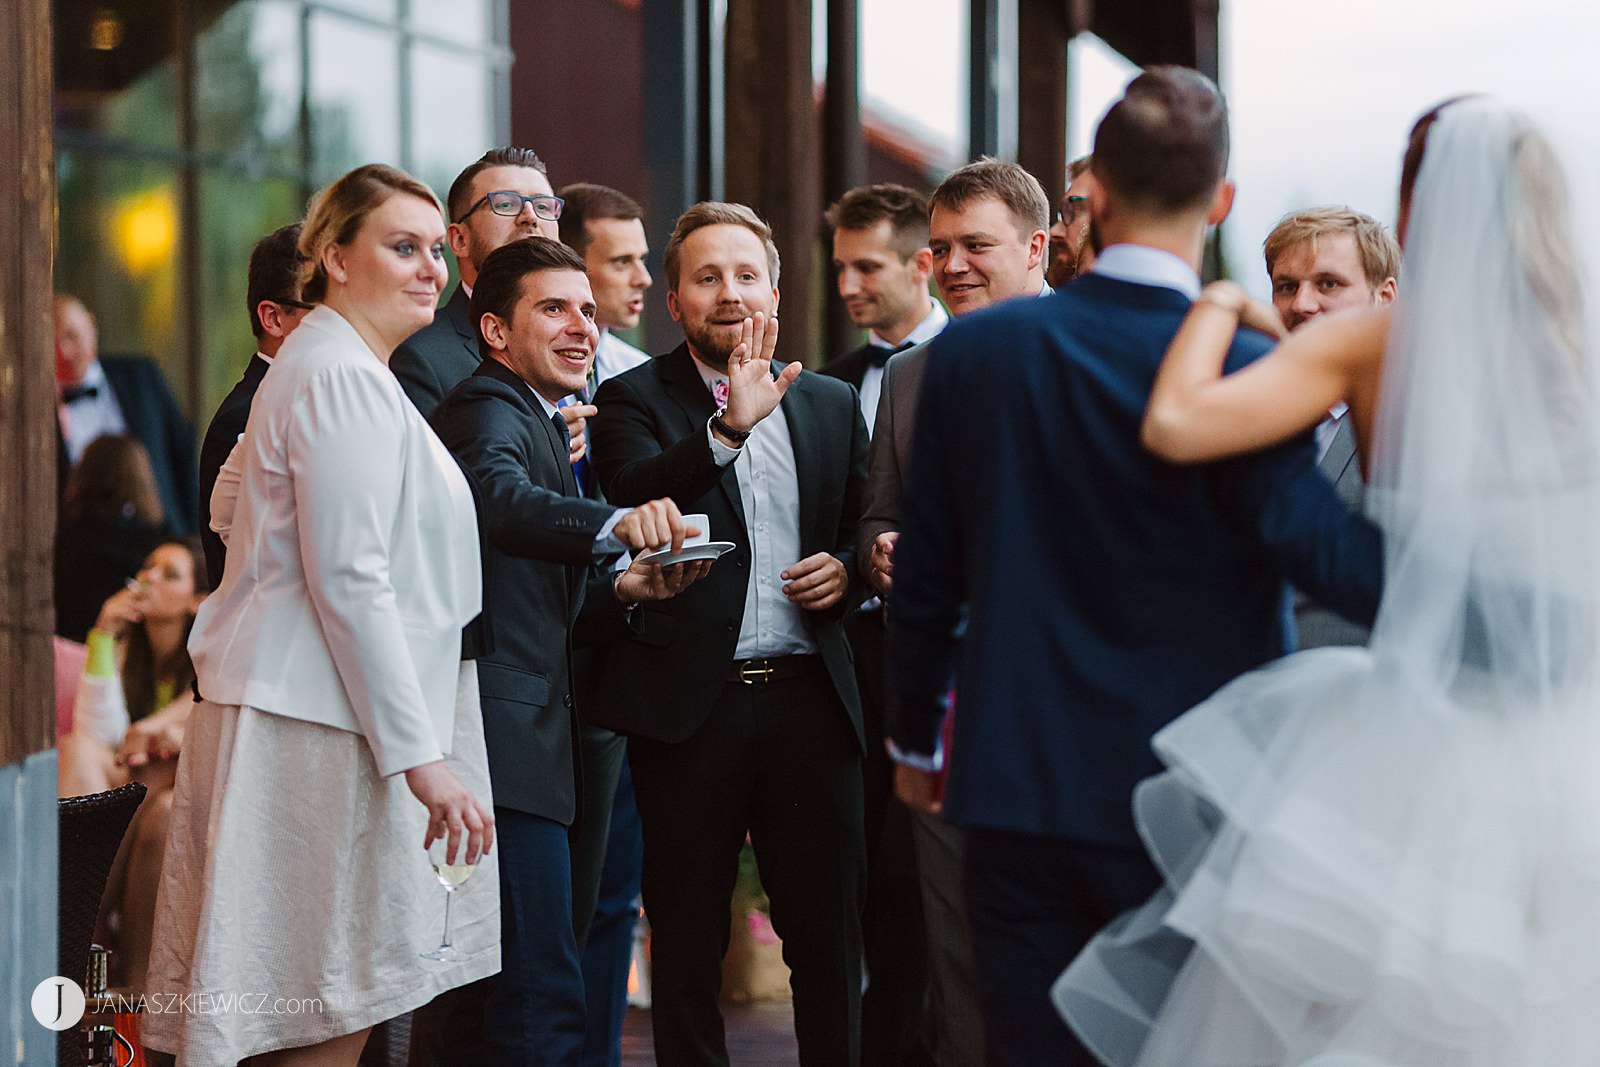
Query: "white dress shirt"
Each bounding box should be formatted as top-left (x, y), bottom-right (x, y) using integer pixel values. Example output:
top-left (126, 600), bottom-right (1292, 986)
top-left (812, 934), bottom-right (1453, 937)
top-left (692, 354), bottom-right (818, 659)
top-left (197, 306), bottom-right (482, 776)
top-left (860, 303), bottom-right (949, 436)
top-left (594, 329), bottom-right (651, 387)
top-left (58, 360), bottom-right (129, 463)
top-left (1090, 244), bottom-right (1202, 300)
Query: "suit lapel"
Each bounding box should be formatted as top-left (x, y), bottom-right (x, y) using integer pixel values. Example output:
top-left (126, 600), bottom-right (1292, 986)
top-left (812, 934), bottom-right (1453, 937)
top-left (442, 286), bottom-right (478, 362)
top-left (1320, 415), bottom-right (1359, 486)
top-left (779, 366), bottom-right (823, 551)
top-left (658, 345), bottom-right (748, 534)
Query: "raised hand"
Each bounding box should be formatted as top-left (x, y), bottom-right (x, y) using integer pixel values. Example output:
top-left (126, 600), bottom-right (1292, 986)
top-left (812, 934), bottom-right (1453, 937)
top-left (722, 312), bottom-right (803, 434)
top-left (561, 403), bottom-right (597, 463)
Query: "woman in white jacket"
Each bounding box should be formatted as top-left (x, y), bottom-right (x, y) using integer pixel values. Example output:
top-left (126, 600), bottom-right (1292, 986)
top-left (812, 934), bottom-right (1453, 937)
top-left (143, 164), bottom-right (497, 1067)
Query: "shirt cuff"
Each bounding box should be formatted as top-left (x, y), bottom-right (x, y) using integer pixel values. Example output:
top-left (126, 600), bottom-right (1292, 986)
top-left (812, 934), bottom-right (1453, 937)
top-left (706, 420), bottom-right (742, 466)
top-left (885, 736), bottom-right (944, 773)
top-left (594, 507), bottom-right (628, 562)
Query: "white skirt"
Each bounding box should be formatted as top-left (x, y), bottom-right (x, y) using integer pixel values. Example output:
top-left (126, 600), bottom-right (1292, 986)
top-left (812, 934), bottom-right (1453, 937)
top-left (1054, 648), bottom-right (1600, 1066)
top-left (141, 662), bottom-right (500, 1065)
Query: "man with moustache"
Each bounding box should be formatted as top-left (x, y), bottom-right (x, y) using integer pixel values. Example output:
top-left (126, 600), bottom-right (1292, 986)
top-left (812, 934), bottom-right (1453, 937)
top-left (1264, 207), bottom-right (1400, 647)
top-left (428, 236), bottom-right (706, 1065)
top-left (392, 146), bottom-right (564, 416)
top-left (820, 181), bottom-right (946, 1067)
top-left (1046, 155), bottom-right (1097, 288)
top-left (589, 202), bottom-right (871, 1065)
top-left (855, 157), bottom-right (1050, 1067)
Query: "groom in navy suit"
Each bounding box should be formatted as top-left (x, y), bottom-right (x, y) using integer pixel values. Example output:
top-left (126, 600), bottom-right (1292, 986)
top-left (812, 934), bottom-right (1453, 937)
top-left (886, 67), bottom-right (1385, 1066)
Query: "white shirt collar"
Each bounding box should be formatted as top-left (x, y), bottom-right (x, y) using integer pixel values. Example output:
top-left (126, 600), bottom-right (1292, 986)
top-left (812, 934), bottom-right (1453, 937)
top-left (870, 302), bottom-right (950, 350)
top-left (1090, 244), bottom-right (1202, 300)
top-left (255, 349), bottom-right (275, 366)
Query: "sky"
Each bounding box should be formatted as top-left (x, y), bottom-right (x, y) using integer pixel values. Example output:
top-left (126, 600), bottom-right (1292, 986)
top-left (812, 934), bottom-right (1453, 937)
top-left (854, 0), bottom-right (1599, 296)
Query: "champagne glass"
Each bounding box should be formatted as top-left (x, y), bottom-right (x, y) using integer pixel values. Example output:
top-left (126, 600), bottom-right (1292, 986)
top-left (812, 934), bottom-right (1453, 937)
top-left (420, 836), bottom-right (476, 962)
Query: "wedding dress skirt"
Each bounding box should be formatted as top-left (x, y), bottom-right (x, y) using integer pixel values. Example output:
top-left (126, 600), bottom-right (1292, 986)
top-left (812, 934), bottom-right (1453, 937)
top-left (1053, 646), bottom-right (1600, 1066)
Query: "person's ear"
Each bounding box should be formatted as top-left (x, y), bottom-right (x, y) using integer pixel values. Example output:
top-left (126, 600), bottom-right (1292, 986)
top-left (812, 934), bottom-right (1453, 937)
top-left (256, 300), bottom-right (286, 339)
top-left (447, 222), bottom-right (472, 262)
top-left (1206, 180), bottom-right (1236, 228)
top-left (1026, 229), bottom-right (1048, 273)
top-left (479, 311), bottom-right (510, 352)
top-left (322, 243), bottom-right (349, 286)
top-left (666, 288), bottom-right (682, 323)
top-left (910, 247), bottom-right (934, 282)
top-left (770, 288), bottom-right (781, 315)
top-left (1374, 277), bottom-right (1398, 306)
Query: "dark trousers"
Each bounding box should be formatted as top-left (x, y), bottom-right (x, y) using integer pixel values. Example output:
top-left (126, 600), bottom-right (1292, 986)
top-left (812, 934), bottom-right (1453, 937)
top-left (847, 607), bottom-right (933, 1067)
top-left (963, 828), bottom-right (1162, 1067)
top-left (630, 662), bottom-right (866, 1067)
top-left (571, 723), bottom-right (628, 947)
top-left (580, 756), bottom-right (644, 1067)
top-left (408, 809), bottom-right (586, 1067)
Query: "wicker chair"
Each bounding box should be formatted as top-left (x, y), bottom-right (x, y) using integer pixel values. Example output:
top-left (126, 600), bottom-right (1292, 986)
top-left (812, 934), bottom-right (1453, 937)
top-left (57, 781), bottom-right (148, 1067)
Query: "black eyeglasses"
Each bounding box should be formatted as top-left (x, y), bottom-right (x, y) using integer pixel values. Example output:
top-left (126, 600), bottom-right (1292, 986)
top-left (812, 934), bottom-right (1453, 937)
top-left (455, 190), bottom-right (564, 224)
top-left (1060, 195), bottom-right (1090, 223)
top-left (271, 298), bottom-right (315, 311)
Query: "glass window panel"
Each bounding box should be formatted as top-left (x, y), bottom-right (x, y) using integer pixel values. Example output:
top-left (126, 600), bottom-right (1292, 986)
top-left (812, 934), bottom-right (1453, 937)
top-left (197, 171), bottom-right (304, 417)
top-left (308, 13), bottom-right (402, 183)
top-left (409, 0), bottom-right (492, 44)
top-left (319, 0), bottom-right (398, 19)
top-left (407, 42), bottom-right (495, 199)
top-left (196, 0), bottom-right (303, 170)
top-left (56, 0), bottom-right (181, 148)
top-left (56, 151), bottom-right (189, 411)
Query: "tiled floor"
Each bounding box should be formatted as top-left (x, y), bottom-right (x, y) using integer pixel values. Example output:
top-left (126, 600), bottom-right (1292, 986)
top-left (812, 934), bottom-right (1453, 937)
top-left (621, 1002), bottom-right (800, 1067)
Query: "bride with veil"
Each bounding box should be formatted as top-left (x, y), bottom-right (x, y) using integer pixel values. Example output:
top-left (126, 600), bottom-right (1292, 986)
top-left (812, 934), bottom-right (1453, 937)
top-left (1053, 96), bottom-right (1600, 1065)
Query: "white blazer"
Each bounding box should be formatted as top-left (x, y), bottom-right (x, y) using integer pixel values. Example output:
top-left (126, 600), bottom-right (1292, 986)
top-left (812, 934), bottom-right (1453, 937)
top-left (192, 306), bottom-right (481, 777)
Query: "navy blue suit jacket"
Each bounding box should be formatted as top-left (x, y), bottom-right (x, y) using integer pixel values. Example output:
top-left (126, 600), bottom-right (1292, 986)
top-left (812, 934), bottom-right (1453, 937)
top-left (887, 273), bottom-right (1384, 847)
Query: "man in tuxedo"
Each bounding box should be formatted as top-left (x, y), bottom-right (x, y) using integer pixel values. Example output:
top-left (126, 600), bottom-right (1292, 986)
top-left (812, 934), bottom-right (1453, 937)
top-left (589, 202), bottom-right (871, 1065)
top-left (886, 67), bottom-right (1385, 1066)
top-left (196, 222), bottom-right (308, 587)
top-left (54, 294), bottom-right (198, 533)
top-left (1047, 155), bottom-right (1097, 288)
top-left (819, 181), bottom-right (945, 1067)
top-left (1264, 207), bottom-right (1400, 647)
top-left (428, 236), bottom-right (706, 1066)
top-left (555, 180), bottom-right (657, 1067)
top-left (392, 146), bottom-right (563, 416)
top-left (856, 158), bottom-right (1050, 1067)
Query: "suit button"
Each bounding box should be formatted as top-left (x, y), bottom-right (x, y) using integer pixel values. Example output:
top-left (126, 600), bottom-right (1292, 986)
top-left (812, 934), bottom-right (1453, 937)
top-left (725, 620), bottom-right (735, 631)
top-left (736, 557), bottom-right (746, 568)
top-left (563, 694), bottom-right (573, 708)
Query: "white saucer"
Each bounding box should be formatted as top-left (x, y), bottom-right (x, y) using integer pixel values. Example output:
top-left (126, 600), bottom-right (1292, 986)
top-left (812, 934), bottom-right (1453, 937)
top-left (636, 541), bottom-right (737, 565)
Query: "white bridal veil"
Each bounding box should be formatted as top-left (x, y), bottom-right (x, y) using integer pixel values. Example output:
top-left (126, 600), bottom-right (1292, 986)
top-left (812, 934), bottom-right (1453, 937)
top-left (1053, 98), bottom-right (1600, 1066)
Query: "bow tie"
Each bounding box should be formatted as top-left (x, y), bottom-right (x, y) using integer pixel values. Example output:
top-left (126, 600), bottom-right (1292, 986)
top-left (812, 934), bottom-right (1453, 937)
top-left (61, 383), bottom-right (100, 403)
top-left (866, 340), bottom-right (915, 369)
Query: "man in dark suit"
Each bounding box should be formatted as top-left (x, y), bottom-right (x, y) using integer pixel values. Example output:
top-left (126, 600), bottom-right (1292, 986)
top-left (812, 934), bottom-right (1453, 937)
top-left (856, 158), bottom-right (1052, 1067)
top-left (886, 68), bottom-right (1386, 1066)
top-left (196, 223), bottom-right (308, 587)
top-left (392, 146), bottom-right (564, 417)
top-left (428, 237), bottom-right (706, 1066)
top-left (589, 202), bottom-right (871, 1066)
top-left (820, 181), bottom-right (945, 1067)
top-left (54, 293), bottom-right (199, 533)
top-left (1262, 206), bottom-right (1401, 649)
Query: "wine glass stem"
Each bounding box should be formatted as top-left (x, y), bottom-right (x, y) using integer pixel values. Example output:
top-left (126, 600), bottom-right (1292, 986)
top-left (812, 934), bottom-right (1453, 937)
top-left (441, 888), bottom-right (455, 951)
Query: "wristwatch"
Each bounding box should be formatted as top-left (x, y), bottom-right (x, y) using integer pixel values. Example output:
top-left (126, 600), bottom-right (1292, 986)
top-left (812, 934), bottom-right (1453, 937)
top-left (710, 407), bottom-right (752, 444)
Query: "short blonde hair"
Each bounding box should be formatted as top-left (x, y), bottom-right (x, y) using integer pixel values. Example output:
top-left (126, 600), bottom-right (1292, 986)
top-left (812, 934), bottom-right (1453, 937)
top-left (1262, 207), bottom-right (1401, 289)
top-left (298, 164), bottom-right (442, 303)
top-left (662, 201), bottom-right (781, 291)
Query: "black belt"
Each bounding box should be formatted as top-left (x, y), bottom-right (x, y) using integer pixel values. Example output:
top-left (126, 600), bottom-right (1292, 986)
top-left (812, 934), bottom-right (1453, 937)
top-left (726, 655), bottom-right (821, 684)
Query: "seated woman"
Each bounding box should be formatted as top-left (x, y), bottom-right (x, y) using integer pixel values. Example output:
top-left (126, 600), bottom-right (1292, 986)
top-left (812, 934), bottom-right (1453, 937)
top-left (58, 537), bottom-right (210, 990)
top-left (55, 434), bottom-right (170, 643)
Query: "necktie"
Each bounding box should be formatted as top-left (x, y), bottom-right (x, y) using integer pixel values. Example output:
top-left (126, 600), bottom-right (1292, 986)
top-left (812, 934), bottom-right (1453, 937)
top-left (61, 383), bottom-right (99, 403)
top-left (866, 340), bottom-right (916, 369)
top-left (555, 401), bottom-right (590, 497)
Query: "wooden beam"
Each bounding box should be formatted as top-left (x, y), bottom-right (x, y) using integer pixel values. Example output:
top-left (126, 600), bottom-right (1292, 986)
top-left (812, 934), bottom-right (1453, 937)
top-left (1018, 0), bottom-right (1070, 206)
top-left (0, 0), bottom-right (56, 765)
top-left (724, 0), bottom-right (820, 365)
top-left (821, 0), bottom-right (866, 362)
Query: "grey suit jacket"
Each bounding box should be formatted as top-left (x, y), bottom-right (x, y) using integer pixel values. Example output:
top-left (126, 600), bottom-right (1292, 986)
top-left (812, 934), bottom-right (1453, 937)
top-left (856, 339), bottom-right (931, 574)
top-left (1294, 413), bottom-right (1371, 647)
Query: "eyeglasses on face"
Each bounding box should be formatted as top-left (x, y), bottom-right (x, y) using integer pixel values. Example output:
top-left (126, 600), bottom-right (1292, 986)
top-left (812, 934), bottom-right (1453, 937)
top-left (1059, 195), bottom-right (1090, 224)
top-left (455, 190), bottom-right (565, 224)
top-left (271, 298), bottom-right (315, 311)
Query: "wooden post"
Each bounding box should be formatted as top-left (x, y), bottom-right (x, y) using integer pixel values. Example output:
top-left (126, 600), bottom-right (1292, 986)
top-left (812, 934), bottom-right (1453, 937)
top-left (821, 0), bottom-right (866, 364)
top-left (0, 0), bottom-right (60, 1063)
top-left (1018, 0), bottom-right (1070, 204)
top-left (723, 0), bottom-right (821, 366)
